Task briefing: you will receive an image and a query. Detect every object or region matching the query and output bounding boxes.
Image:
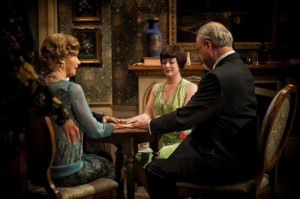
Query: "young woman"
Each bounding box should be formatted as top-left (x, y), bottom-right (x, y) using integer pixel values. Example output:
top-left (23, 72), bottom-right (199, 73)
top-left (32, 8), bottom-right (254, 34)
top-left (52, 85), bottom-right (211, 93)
top-left (122, 45), bottom-right (198, 191)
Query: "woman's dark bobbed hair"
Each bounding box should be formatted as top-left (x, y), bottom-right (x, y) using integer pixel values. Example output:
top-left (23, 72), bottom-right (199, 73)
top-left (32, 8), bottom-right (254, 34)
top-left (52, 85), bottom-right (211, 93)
top-left (160, 44), bottom-right (187, 71)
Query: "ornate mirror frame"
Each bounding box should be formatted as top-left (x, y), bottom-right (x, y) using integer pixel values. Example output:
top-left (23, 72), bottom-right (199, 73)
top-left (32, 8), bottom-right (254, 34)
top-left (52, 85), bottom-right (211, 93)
top-left (169, 0), bottom-right (277, 51)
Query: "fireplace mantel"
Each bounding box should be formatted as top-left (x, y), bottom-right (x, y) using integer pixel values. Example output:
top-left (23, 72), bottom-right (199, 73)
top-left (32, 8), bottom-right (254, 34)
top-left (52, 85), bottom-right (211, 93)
top-left (129, 63), bottom-right (299, 114)
top-left (129, 63), bottom-right (297, 76)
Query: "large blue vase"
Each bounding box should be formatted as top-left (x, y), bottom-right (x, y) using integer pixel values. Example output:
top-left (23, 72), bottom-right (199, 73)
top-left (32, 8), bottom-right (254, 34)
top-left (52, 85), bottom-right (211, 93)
top-left (145, 18), bottom-right (162, 57)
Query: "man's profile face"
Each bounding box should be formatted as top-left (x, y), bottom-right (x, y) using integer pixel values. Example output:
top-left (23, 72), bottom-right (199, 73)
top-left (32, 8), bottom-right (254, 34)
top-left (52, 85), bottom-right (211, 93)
top-left (196, 36), bottom-right (211, 70)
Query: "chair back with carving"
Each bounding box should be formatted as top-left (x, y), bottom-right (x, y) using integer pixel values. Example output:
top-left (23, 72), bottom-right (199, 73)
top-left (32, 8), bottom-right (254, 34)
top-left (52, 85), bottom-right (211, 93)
top-left (27, 107), bottom-right (62, 198)
top-left (176, 84), bottom-right (298, 199)
top-left (254, 83), bottom-right (297, 197)
top-left (27, 108), bottom-right (118, 199)
top-left (143, 85), bottom-right (154, 112)
top-left (185, 75), bottom-right (201, 85)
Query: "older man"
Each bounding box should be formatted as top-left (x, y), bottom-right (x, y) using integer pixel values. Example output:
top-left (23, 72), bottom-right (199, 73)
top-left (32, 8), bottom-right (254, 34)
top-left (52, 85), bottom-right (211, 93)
top-left (133, 21), bottom-right (258, 199)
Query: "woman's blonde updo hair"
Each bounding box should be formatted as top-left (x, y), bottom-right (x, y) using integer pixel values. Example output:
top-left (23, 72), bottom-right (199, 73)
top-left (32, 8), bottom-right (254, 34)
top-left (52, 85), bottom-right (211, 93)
top-left (39, 33), bottom-right (80, 75)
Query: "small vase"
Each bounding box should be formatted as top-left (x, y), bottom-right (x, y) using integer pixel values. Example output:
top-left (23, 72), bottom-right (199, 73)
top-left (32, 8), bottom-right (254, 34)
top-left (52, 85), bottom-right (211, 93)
top-left (145, 18), bottom-right (162, 57)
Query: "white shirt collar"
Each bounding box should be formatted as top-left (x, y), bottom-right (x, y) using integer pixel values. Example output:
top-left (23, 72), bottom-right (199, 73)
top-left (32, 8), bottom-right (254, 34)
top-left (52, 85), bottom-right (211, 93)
top-left (212, 50), bottom-right (235, 69)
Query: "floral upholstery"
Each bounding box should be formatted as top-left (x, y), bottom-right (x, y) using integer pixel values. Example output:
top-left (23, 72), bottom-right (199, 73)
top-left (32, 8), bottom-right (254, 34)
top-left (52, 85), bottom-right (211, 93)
top-left (262, 94), bottom-right (290, 163)
top-left (176, 173), bottom-right (269, 193)
top-left (28, 178), bottom-right (118, 199)
top-left (185, 75), bottom-right (201, 85)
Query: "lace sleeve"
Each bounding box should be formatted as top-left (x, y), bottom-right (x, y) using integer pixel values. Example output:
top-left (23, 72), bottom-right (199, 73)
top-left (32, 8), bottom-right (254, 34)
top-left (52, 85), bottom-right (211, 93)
top-left (69, 83), bottom-right (113, 139)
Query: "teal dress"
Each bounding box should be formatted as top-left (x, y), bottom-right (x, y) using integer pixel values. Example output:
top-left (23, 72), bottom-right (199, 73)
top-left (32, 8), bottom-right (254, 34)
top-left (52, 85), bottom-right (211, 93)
top-left (47, 80), bottom-right (115, 186)
top-left (135, 79), bottom-right (191, 167)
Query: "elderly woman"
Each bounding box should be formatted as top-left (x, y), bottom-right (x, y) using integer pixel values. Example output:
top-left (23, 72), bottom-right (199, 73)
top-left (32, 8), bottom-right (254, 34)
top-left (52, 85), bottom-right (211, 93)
top-left (39, 33), bottom-right (129, 186)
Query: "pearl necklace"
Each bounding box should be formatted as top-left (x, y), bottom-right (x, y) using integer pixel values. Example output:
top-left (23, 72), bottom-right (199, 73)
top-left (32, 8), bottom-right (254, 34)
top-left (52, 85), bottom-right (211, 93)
top-left (46, 72), bottom-right (67, 80)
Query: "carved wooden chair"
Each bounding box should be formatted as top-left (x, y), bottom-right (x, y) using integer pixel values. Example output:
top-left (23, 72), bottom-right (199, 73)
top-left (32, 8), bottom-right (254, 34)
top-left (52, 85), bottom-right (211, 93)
top-left (185, 75), bottom-right (201, 85)
top-left (176, 84), bottom-right (298, 199)
top-left (27, 108), bottom-right (118, 199)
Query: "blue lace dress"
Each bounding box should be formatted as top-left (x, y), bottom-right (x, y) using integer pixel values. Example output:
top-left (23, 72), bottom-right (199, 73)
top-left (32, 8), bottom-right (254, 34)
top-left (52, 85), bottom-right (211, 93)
top-left (47, 80), bottom-right (115, 186)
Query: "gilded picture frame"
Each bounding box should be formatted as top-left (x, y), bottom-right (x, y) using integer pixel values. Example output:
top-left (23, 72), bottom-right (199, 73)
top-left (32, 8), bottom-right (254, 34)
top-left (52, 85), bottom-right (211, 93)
top-left (73, 27), bottom-right (101, 65)
top-left (73, 0), bottom-right (101, 22)
top-left (169, 0), bottom-right (276, 51)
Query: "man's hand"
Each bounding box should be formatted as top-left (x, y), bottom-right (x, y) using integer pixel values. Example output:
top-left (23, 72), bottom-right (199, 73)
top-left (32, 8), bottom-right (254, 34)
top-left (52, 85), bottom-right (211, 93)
top-left (132, 118), bottom-right (151, 129)
top-left (120, 113), bottom-right (151, 124)
top-left (61, 119), bottom-right (80, 144)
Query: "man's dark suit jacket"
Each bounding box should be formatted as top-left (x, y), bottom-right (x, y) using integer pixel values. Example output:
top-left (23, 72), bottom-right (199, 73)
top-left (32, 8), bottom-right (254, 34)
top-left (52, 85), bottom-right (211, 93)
top-left (149, 52), bottom-right (258, 184)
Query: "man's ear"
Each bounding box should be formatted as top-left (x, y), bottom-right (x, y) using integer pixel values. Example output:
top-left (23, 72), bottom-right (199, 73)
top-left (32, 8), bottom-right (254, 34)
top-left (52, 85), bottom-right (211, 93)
top-left (205, 40), bottom-right (211, 48)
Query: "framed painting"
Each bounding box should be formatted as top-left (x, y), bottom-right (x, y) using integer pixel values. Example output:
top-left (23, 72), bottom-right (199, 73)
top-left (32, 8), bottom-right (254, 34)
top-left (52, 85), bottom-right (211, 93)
top-left (73, 26), bottom-right (101, 65)
top-left (169, 0), bottom-right (277, 51)
top-left (73, 0), bottom-right (101, 22)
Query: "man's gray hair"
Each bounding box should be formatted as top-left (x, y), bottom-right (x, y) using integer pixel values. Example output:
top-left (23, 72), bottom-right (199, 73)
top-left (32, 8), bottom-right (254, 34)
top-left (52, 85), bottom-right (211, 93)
top-left (197, 21), bottom-right (233, 48)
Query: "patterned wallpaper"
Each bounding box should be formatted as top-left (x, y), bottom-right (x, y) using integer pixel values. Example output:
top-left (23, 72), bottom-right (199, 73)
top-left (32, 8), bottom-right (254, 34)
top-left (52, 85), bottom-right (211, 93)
top-left (58, 0), bottom-right (168, 106)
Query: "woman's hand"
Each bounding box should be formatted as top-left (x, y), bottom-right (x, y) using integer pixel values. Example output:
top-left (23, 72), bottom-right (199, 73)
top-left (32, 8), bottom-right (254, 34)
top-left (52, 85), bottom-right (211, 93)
top-left (60, 119), bottom-right (80, 144)
top-left (112, 122), bottom-right (135, 129)
top-left (102, 115), bottom-right (122, 123)
top-left (120, 116), bottom-right (139, 124)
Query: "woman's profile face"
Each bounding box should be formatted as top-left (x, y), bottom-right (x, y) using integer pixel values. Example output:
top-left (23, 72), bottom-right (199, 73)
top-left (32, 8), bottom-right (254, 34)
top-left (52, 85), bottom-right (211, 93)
top-left (64, 53), bottom-right (81, 78)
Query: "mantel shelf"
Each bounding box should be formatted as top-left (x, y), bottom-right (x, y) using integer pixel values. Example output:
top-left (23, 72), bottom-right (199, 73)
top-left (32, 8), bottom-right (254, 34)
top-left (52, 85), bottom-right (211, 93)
top-left (128, 64), bottom-right (204, 70)
top-left (130, 62), bottom-right (299, 115)
top-left (128, 63), bottom-right (299, 76)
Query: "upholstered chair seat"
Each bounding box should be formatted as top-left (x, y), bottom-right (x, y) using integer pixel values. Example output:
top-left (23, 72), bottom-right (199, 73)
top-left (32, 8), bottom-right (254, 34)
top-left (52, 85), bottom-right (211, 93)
top-left (28, 178), bottom-right (118, 199)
